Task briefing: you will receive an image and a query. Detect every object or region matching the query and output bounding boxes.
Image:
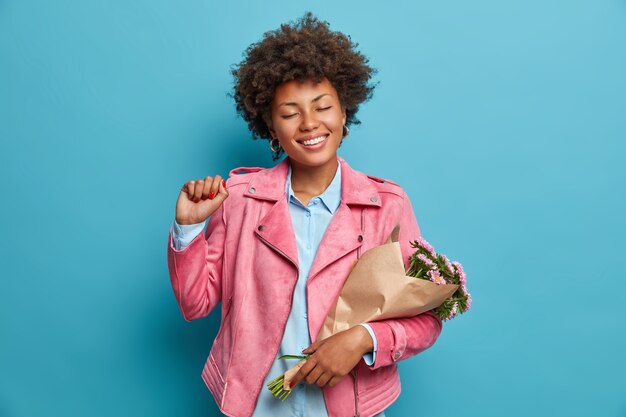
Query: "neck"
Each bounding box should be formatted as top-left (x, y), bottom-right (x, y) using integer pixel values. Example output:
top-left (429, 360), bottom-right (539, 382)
top-left (288, 155), bottom-right (339, 196)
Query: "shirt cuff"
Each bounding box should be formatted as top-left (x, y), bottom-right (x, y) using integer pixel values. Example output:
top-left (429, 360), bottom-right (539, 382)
top-left (358, 323), bottom-right (377, 366)
top-left (171, 219), bottom-right (207, 250)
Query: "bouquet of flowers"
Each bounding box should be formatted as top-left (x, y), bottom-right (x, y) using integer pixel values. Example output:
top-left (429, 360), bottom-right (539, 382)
top-left (267, 224), bottom-right (471, 400)
top-left (407, 237), bottom-right (472, 321)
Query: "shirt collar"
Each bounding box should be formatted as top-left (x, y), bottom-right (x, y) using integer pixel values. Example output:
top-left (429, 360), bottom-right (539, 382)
top-left (285, 160), bottom-right (342, 214)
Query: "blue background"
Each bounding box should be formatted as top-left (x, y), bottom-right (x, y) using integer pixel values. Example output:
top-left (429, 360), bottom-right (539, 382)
top-left (1, 1), bottom-right (625, 416)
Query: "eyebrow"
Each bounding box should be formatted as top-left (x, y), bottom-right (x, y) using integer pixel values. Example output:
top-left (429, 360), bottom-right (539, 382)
top-left (278, 93), bottom-right (331, 107)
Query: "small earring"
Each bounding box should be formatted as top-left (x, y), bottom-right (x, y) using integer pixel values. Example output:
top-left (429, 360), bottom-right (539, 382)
top-left (342, 125), bottom-right (350, 138)
top-left (269, 137), bottom-right (281, 153)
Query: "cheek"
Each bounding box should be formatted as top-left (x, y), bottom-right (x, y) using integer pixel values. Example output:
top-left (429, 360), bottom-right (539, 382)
top-left (321, 111), bottom-right (345, 129)
top-left (272, 118), bottom-right (294, 134)
top-left (275, 122), bottom-right (297, 137)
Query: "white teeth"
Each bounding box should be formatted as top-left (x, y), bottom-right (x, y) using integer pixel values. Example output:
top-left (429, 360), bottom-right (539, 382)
top-left (302, 135), bottom-right (326, 146)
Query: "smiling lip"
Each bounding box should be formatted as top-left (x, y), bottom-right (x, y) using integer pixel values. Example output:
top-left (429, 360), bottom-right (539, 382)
top-left (296, 133), bottom-right (329, 143)
top-left (297, 133), bottom-right (328, 150)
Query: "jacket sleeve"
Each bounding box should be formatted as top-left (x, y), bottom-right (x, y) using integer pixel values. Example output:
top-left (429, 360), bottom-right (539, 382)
top-left (364, 190), bottom-right (443, 370)
top-left (171, 219), bottom-right (207, 251)
top-left (166, 203), bottom-right (226, 322)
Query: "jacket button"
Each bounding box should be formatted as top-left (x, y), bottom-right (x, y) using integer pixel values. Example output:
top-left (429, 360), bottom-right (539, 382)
top-left (249, 187), bottom-right (256, 193)
top-left (357, 235), bottom-right (363, 242)
top-left (370, 197), bottom-right (378, 202)
top-left (393, 351), bottom-right (401, 360)
top-left (258, 225), bottom-right (264, 231)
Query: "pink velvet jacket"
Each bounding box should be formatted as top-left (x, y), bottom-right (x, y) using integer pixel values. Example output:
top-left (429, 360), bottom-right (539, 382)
top-left (166, 155), bottom-right (443, 417)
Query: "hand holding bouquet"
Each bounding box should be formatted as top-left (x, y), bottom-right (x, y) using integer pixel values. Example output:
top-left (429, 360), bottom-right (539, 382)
top-left (267, 224), bottom-right (471, 400)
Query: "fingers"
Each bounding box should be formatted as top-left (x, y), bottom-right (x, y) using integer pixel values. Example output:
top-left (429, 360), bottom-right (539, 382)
top-left (207, 175), bottom-right (224, 200)
top-left (289, 357), bottom-right (316, 389)
top-left (304, 365), bottom-right (324, 385)
top-left (219, 178), bottom-right (228, 198)
top-left (182, 179), bottom-right (202, 202)
top-left (193, 179), bottom-right (205, 202)
top-left (200, 177), bottom-right (213, 200)
top-left (315, 372), bottom-right (332, 388)
top-left (182, 175), bottom-right (227, 203)
top-left (181, 181), bottom-right (194, 200)
top-left (327, 375), bottom-right (344, 388)
top-left (289, 353), bottom-right (338, 389)
top-left (302, 340), bottom-right (322, 355)
top-left (200, 175), bottom-right (220, 200)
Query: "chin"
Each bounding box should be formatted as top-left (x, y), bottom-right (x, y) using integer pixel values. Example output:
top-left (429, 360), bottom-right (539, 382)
top-left (291, 150), bottom-right (338, 166)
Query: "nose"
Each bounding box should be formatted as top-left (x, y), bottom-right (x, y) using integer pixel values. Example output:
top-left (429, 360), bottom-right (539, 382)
top-left (299, 110), bottom-right (319, 131)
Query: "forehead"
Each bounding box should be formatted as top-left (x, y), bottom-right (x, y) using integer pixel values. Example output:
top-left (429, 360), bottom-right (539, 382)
top-left (273, 78), bottom-right (338, 103)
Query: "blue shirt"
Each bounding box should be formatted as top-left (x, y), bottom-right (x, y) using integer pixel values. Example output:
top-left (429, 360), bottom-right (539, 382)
top-left (171, 160), bottom-right (383, 417)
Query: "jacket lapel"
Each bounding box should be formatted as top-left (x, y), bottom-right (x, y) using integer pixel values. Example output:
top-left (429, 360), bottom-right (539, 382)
top-left (254, 196), bottom-right (299, 270)
top-left (306, 200), bottom-right (361, 281)
top-left (244, 155), bottom-right (383, 278)
top-left (245, 158), bottom-right (299, 271)
top-left (306, 156), bottom-right (382, 280)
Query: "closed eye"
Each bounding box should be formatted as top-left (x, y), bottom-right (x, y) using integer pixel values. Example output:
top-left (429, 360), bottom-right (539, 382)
top-left (281, 106), bottom-right (330, 119)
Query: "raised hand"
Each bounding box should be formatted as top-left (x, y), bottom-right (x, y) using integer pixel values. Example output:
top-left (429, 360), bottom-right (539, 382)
top-left (175, 175), bottom-right (228, 225)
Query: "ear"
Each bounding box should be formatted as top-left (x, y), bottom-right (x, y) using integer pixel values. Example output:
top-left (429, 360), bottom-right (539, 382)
top-left (341, 106), bottom-right (347, 126)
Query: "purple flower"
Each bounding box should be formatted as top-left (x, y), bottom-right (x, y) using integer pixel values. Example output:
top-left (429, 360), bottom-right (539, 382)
top-left (450, 302), bottom-right (459, 317)
top-left (417, 253), bottom-right (436, 269)
top-left (416, 237), bottom-right (436, 257)
top-left (440, 254), bottom-right (455, 275)
top-left (427, 269), bottom-right (446, 285)
top-left (444, 301), bottom-right (459, 321)
top-left (463, 287), bottom-right (472, 312)
top-left (452, 261), bottom-right (466, 287)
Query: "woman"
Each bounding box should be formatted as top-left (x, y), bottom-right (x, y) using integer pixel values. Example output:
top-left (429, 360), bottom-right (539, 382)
top-left (167, 12), bottom-right (443, 417)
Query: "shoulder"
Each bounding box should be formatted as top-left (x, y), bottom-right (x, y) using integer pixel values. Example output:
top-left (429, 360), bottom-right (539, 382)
top-left (225, 165), bottom-right (266, 188)
top-left (219, 165), bottom-right (269, 220)
top-left (364, 173), bottom-right (405, 198)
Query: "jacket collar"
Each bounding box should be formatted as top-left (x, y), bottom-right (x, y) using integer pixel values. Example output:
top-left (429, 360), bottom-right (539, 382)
top-left (244, 155), bottom-right (382, 207)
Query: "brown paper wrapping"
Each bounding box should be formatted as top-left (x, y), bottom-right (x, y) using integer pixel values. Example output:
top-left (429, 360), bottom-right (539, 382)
top-left (282, 224), bottom-right (458, 390)
top-left (316, 224), bottom-right (458, 341)
top-left (283, 359), bottom-right (306, 391)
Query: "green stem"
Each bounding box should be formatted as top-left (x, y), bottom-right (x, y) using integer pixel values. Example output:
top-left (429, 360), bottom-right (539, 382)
top-left (277, 354), bottom-right (310, 360)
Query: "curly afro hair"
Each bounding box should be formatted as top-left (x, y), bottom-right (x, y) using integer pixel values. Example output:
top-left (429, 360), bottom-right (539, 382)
top-left (230, 11), bottom-right (378, 160)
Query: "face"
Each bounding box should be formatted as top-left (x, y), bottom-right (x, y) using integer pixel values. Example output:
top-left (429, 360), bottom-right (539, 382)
top-left (267, 77), bottom-right (347, 170)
